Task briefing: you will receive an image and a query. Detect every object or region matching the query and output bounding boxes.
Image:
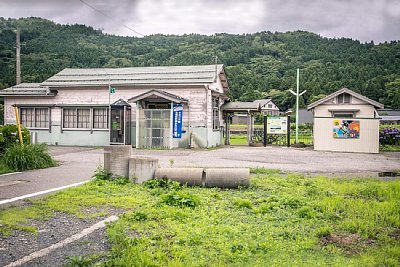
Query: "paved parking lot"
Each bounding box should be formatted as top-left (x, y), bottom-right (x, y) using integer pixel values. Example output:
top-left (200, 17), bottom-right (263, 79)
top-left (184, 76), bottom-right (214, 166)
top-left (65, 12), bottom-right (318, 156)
top-left (0, 146), bottom-right (399, 206)
top-left (134, 146), bottom-right (400, 175)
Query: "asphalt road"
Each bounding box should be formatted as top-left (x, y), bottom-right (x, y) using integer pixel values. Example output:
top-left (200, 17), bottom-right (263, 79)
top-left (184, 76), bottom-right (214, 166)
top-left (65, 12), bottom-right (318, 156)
top-left (0, 146), bottom-right (399, 207)
top-left (0, 147), bottom-right (103, 207)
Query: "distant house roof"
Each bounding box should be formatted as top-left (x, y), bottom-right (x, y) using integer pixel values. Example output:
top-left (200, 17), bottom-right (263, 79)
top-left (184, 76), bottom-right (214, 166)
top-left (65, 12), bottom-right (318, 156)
top-left (41, 65), bottom-right (229, 91)
top-left (377, 109), bottom-right (400, 116)
top-left (128, 89), bottom-right (188, 104)
top-left (254, 99), bottom-right (272, 106)
top-left (0, 83), bottom-right (55, 97)
top-left (221, 102), bottom-right (261, 112)
top-left (298, 108), bottom-right (314, 124)
top-left (307, 88), bottom-right (384, 110)
top-left (380, 116), bottom-right (400, 121)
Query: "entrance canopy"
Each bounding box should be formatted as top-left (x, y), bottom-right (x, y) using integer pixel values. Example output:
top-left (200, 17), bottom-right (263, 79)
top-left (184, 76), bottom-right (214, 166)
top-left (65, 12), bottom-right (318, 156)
top-left (128, 89), bottom-right (188, 104)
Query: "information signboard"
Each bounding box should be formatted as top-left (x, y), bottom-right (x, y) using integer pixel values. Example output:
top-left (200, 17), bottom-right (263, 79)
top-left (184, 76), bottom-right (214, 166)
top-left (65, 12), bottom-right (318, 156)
top-left (267, 116), bottom-right (287, 134)
top-left (172, 104), bottom-right (183, 138)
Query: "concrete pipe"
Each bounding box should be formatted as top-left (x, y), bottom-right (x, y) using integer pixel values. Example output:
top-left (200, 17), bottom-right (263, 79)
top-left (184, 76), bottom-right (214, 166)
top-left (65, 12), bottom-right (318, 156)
top-left (205, 168), bottom-right (250, 188)
top-left (155, 168), bottom-right (205, 186)
top-left (104, 145), bottom-right (132, 177)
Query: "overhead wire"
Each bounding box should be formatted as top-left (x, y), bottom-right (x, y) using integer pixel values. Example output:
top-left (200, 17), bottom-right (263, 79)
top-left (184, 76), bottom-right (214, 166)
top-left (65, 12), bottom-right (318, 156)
top-left (79, 0), bottom-right (145, 37)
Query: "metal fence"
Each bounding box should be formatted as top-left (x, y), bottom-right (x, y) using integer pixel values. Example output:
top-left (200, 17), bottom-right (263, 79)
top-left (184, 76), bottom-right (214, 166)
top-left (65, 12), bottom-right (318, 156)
top-left (137, 109), bottom-right (171, 149)
top-left (232, 126), bottom-right (314, 146)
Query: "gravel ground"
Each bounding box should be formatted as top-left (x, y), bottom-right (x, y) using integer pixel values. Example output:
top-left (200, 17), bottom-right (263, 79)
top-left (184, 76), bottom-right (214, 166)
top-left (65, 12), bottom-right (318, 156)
top-left (0, 145), bottom-right (399, 266)
top-left (0, 208), bottom-right (122, 267)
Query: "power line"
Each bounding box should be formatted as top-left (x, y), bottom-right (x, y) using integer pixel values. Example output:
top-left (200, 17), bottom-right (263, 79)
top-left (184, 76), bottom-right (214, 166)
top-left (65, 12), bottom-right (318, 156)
top-left (79, 0), bottom-right (145, 37)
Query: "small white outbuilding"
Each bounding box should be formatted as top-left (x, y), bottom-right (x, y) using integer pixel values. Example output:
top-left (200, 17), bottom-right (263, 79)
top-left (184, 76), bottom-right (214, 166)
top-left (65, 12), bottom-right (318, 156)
top-left (307, 88), bottom-right (384, 154)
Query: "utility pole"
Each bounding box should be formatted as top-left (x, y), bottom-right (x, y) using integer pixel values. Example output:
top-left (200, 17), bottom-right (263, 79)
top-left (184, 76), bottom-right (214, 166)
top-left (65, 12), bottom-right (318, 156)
top-left (16, 28), bottom-right (21, 85)
top-left (289, 68), bottom-right (306, 144)
top-left (14, 28), bottom-right (24, 145)
top-left (214, 55), bottom-right (218, 82)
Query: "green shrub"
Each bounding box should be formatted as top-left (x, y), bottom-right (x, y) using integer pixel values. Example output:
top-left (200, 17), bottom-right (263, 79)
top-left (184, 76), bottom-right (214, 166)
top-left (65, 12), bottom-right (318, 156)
top-left (161, 191), bottom-right (200, 208)
top-left (0, 124), bottom-right (30, 154)
top-left (3, 144), bottom-right (56, 171)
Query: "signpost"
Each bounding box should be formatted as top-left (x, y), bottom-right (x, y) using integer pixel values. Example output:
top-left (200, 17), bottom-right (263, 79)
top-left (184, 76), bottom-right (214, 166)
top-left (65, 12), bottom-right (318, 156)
top-left (172, 104), bottom-right (183, 138)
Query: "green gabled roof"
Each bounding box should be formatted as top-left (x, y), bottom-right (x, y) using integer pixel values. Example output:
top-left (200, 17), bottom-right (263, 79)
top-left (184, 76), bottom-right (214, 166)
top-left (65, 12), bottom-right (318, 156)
top-left (0, 83), bottom-right (55, 97)
top-left (42, 65), bottom-right (228, 89)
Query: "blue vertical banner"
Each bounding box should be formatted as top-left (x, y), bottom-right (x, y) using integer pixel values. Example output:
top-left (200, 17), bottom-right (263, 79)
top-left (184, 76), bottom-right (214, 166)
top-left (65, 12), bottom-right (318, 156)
top-left (173, 104), bottom-right (183, 138)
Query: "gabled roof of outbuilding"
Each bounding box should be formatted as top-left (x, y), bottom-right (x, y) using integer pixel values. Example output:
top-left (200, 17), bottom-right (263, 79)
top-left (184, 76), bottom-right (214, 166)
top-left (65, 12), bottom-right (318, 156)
top-left (0, 83), bottom-right (55, 97)
top-left (221, 102), bottom-right (261, 112)
top-left (307, 88), bottom-right (384, 110)
top-left (41, 65), bottom-right (228, 90)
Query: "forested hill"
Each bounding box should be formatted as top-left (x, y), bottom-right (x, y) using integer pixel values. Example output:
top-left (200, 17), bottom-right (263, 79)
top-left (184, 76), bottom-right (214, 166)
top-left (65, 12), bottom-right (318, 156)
top-left (1, 17), bottom-right (399, 110)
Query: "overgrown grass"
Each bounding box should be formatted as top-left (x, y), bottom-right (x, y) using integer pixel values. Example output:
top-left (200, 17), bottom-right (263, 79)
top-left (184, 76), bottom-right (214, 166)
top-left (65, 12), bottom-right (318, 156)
top-left (229, 135), bottom-right (247, 145)
top-left (0, 173), bottom-right (399, 266)
top-left (380, 144), bottom-right (400, 152)
top-left (0, 160), bottom-right (13, 175)
top-left (2, 144), bottom-right (57, 171)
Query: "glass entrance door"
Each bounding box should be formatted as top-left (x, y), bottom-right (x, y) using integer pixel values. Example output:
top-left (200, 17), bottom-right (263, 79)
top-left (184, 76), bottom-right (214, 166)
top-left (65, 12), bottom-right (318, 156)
top-left (110, 108), bottom-right (124, 144)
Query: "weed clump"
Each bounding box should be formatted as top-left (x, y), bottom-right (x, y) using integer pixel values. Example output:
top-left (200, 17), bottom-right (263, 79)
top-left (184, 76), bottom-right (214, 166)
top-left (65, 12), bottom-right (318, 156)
top-left (92, 166), bottom-right (130, 185)
top-left (161, 191), bottom-right (200, 208)
top-left (3, 144), bottom-right (56, 171)
top-left (234, 198), bottom-right (252, 209)
top-left (144, 178), bottom-right (181, 190)
top-left (65, 255), bottom-right (92, 267)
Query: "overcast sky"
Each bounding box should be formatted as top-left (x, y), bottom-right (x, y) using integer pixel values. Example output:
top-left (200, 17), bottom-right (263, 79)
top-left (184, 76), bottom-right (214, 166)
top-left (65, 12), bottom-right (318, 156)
top-left (1, 0), bottom-right (399, 43)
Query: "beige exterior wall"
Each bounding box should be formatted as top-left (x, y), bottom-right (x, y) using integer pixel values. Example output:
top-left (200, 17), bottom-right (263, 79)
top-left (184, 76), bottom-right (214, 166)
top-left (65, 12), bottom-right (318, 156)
top-left (4, 86), bottom-right (209, 128)
top-left (313, 118), bottom-right (380, 153)
top-left (313, 104), bottom-right (376, 118)
top-left (3, 83), bottom-right (226, 148)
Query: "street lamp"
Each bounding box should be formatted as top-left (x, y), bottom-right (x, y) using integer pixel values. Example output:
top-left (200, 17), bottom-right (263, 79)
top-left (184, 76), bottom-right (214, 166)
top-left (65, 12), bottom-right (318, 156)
top-left (289, 68), bottom-right (306, 144)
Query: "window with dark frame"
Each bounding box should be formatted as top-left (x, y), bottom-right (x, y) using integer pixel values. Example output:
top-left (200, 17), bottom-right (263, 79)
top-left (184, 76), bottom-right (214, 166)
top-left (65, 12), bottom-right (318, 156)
top-left (63, 108), bottom-right (91, 129)
top-left (333, 112), bottom-right (354, 118)
top-left (93, 108), bottom-right (109, 129)
top-left (212, 97), bottom-right (220, 130)
top-left (20, 107), bottom-right (49, 129)
top-left (337, 93), bottom-right (351, 104)
top-left (63, 107), bottom-right (109, 129)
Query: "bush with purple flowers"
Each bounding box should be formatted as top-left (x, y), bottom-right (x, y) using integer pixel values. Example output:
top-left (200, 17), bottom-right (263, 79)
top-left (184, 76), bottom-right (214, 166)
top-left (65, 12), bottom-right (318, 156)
top-left (379, 127), bottom-right (400, 146)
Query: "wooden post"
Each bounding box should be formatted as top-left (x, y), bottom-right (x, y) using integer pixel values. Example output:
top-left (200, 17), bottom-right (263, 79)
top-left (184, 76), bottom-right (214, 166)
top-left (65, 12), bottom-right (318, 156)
top-left (225, 113), bottom-right (230, 145)
top-left (14, 106), bottom-right (24, 145)
top-left (263, 115), bottom-right (267, 147)
top-left (287, 115), bottom-right (291, 147)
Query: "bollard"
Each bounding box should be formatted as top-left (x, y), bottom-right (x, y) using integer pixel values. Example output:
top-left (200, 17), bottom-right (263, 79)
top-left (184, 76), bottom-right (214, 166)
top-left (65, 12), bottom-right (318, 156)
top-left (129, 157), bottom-right (158, 183)
top-left (104, 145), bottom-right (131, 177)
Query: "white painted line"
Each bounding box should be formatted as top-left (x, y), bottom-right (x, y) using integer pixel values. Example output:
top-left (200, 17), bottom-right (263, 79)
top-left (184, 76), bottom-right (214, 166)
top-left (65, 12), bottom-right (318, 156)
top-left (0, 180), bottom-right (91, 206)
top-left (0, 172), bottom-right (22, 177)
top-left (4, 215), bottom-right (118, 267)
